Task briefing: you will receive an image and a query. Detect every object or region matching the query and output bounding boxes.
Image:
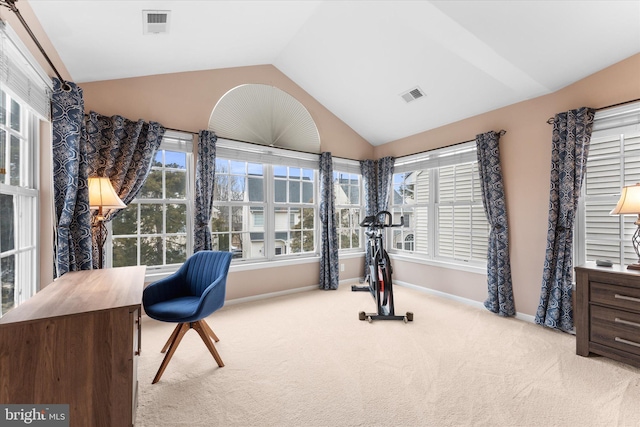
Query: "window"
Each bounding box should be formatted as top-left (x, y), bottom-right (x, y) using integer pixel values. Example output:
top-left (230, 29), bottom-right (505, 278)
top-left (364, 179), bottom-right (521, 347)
top-left (333, 160), bottom-right (362, 251)
top-left (0, 90), bottom-right (39, 317)
top-left (212, 159), bottom-right (266, 260)
top-left (110, 131), bottom-right (193, 271)
top-left (577, 102), bottom-right (640, 266)
top-left (390, 142), bottom-right (489, 266)
top-left (0, 20), bottom-right (50, 317)
top-left (212, 139), bottom-right (319, 261)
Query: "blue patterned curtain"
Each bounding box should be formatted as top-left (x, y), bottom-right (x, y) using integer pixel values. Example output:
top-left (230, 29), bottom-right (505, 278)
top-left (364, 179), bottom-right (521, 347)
top-left (376, 156), bottom-right (395, 213)
top-left (359, 157), bottom-right (395, 278)
top-left (319, 152), bottom-right (339, 290)
top-left (84, 111), bottom-right (165, 269)
top-left (194, 130), bottom-right (217, 252)
top-left (536, 107), bottom-right (595, 331)
top-left (476, 131), bottom-right (515, 316)
top-left (360, 160), bottom-right (377, 278)
top-left (52, 78), bottom-right (93, 277)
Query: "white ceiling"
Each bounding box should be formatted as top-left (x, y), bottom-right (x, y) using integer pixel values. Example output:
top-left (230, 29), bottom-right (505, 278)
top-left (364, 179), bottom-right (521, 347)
top-left (28, 0), bottom-right (640, 146)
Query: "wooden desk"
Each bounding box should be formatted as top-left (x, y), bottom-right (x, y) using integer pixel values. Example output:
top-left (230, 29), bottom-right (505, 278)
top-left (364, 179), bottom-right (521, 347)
top-left (0, 266), bottom-right (145, 427)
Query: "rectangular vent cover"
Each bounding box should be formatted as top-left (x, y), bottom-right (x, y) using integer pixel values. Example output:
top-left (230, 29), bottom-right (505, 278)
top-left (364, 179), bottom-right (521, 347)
top-left (143, 10), bottom-right (170, 34)
top-left (401, 87), bottom-right (425, 103)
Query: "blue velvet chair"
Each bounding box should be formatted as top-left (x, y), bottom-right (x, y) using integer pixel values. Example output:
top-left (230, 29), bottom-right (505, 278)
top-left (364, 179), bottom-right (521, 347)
top-left (143, 250), bottom-right (233, 384)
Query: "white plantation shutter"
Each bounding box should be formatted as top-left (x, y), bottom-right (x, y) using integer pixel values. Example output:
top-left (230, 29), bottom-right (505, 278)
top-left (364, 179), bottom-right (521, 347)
top-left (579, 101), bottom-right (640, 266)
top-left (436, 162), bottom-right (488, 261)
top-left (0, 21), bottom-right (51, 119)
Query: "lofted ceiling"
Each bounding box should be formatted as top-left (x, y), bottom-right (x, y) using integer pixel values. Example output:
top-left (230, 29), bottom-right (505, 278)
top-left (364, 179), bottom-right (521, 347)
top-left (27, 0), bottom-right (640, 146)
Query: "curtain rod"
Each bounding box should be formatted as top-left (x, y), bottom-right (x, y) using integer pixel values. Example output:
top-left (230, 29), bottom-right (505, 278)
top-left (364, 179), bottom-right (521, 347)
top-left (545, 98), bottom-right (640, 125)
top-left (393, 129), bottom-right (507, 160)
top-left (111, 125), bottom-right (509, 164)
top-left (165, 126), bottom-right (366, 163)
top-left (0, 0), bottom-right (70, 91)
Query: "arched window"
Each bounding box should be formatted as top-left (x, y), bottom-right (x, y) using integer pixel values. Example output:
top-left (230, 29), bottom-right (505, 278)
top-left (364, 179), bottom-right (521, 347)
top-left (209, 84), bottom-right (320, 153)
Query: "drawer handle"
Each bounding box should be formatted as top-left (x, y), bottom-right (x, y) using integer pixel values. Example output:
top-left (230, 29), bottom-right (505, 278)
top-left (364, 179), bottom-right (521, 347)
top-left (615, 337), bottom-right (640, 348)
top-left (614, 294), bottom-right (640, 304)
top-left (615, 317), bottom-right (640, 328)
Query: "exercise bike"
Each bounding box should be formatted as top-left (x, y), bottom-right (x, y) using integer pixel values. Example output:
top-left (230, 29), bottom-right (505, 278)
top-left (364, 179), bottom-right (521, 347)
top-left (352, 210), bottom-right (413, 323)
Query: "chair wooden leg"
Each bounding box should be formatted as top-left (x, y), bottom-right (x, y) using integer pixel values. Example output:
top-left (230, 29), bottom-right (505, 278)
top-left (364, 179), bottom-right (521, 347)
top-left (201, 318), bottom-right (219, 342)
top-left (152, 322), bottom-right (189, 384)
top-left (161, 323), bottom-right (183, 353)
top-left (192, 320), bottom-right (224, 368)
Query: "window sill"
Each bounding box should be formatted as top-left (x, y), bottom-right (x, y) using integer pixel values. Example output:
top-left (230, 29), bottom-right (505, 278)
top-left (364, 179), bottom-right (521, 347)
top-left (387, 252), bottom-right (487, 275)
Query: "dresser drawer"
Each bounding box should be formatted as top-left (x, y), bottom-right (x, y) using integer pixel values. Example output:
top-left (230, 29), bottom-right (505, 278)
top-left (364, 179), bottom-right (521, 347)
top-left (590, 281), bottom-right (640, 312)
top-left (590, 305), bottom-right (640, 356)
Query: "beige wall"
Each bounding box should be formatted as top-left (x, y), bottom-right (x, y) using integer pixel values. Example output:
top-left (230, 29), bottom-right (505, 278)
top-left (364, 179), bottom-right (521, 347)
top-left (79, 66), bottom-right (374, 161)
top-left (375, 53), bottom-right (640, 317)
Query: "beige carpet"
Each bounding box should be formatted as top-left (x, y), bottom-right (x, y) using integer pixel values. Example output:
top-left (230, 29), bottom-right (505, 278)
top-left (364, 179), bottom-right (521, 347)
top-left (135, 284), bottom-right (640, 427)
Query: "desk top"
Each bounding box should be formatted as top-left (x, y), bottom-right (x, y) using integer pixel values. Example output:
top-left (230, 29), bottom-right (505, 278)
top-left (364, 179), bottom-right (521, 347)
top-left (0, 266), bottom-right (146, 325)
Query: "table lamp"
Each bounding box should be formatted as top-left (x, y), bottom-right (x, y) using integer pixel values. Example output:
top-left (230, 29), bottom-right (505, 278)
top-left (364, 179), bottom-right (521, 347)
top-left (88, 177), bottom-right (126, 269)
top-left (610, 183), bottom-right (640, 270)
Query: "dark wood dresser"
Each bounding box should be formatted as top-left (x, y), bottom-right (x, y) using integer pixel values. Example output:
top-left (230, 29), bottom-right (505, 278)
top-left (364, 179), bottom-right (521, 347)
top-left (0, 266), bottom-right (146, 427)
top-left (575, 262), bottom-right (640, 368)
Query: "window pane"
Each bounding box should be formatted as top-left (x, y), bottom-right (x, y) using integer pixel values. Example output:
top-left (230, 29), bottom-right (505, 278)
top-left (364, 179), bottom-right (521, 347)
top-left (212, 206), bottom-right (230, 232)
top-left (289, 181), bottom-right (300, 203)
top-left (166, 235), bottom-right (187, 264)
top-left (0, 91), bottom-right (6, 126)
top-left (112, 205), bottom-right (138, 235)
top-left (275, 180), bottom-right (286, 202)
top-left (10, 135), bottom-right (19, 186)
top-left (140, 204), bottom-right (163, 234)
top-left (0, 194), bottom-right (14, 252)
top-left (165, 151), bottom-right (186, 169)
top-left (10, 99), bottom-right (20, 132)
top-left (230, 176), bottom-right (245, 201)
top-left (248, 177), bottom-right (263, 201)
top-left (0, 129), bottom-right (5, 177)
top-left (1, 255), bottom-right (15, 315)
top-left (230, 160), bottom-right (245, 174)
top-left (139, 170), bottom-right (163, 198)
top-left (166, 171), bottom-right (186, 198)
top-left (167, 203), bottom-right (186, 233)
top-left (141, 236), bottom-right (163, 266)
top-left (303, 182), bottom-right (314, 203)
top-left (112, 237), bottom-right (137, 267)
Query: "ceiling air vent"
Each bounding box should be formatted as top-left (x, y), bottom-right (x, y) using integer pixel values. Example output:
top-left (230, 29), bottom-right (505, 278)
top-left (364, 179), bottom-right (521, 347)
top-left (401, 87), bottom-right (425, 103)
top-left (143, 10), bottom-right (170, 35)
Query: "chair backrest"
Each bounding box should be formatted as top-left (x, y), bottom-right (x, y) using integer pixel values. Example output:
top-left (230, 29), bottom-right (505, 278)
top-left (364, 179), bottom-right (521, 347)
top-left (181, 251), bottom-right (233, 297)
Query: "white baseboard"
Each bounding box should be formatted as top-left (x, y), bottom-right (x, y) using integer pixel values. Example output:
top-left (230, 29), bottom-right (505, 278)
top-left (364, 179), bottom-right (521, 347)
top-left (225, 285), bottom-right (318, 306)
top-left (394, 280), bottom-right (536, 324)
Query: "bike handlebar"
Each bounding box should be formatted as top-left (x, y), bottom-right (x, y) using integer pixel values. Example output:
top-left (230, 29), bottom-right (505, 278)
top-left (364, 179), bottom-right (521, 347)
top-left (359, 210), bottom-right (404, 228)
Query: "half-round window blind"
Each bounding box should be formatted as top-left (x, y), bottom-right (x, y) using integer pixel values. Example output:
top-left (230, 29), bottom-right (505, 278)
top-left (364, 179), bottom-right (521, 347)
top-left (208, 84), bottom-right (320, 153)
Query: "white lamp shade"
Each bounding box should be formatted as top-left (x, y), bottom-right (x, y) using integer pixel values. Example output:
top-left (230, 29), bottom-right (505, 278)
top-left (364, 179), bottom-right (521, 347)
top-left (610, 183), bottom-right (640, 215)
top-left (88, 177), bottom-right (126, 209)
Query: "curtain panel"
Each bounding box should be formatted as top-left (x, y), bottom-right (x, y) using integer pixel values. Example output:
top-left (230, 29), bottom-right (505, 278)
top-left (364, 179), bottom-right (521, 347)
top-left (51, 78), bottom-right (93, 277)
top-left (476, 131), bottom-right (515, 316)
top-left (84, 111), bottom-right (165, 269)
top-left (376, 156), bottom-right (395, 213)
top-left (359, 157), bottom-right (395, 278)
top-left (194, 130), bottom-right (217, 252)
top-left (319, 152), bottom-right (339, 290)
top-left (536, 107), bottom-right (595, 331)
